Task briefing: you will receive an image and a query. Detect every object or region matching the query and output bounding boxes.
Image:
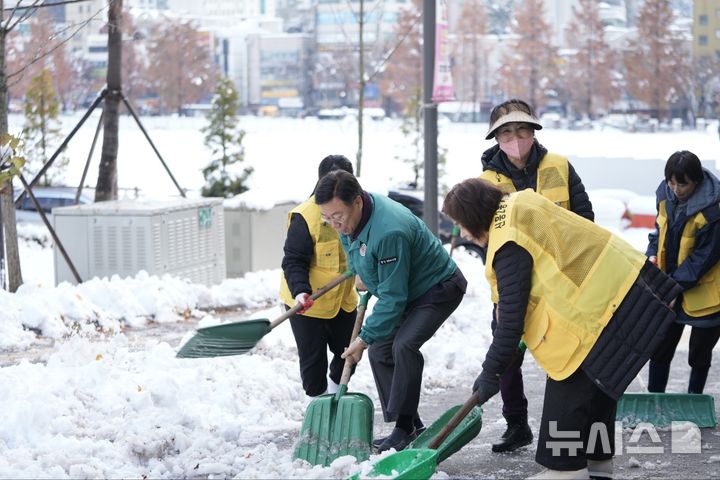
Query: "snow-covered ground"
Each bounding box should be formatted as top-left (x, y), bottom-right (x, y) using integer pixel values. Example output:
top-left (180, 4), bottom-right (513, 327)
top-left (1, 114), bottom-right (718, 478)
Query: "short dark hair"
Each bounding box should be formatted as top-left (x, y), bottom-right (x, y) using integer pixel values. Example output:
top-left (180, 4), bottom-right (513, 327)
top-left (442, 178), bottom-right (504, 239)
top-left (489, 99), bottom-right (536, 125)
top-left (318, 154), bottom-right (353, 179)
top-left (315, 170), bottom-right (362, 206)
top-left (665, 150), bottom-right (703, 184)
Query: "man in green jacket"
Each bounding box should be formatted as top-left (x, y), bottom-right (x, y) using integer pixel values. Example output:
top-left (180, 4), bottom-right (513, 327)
top-left (314, 170), bottom-right (467, 453)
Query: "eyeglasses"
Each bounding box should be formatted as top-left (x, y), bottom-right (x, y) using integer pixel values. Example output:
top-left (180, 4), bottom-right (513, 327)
top-left (496, 123), bottom-right (534, 142)
top-left (320, 210), bottom-right (349, 225)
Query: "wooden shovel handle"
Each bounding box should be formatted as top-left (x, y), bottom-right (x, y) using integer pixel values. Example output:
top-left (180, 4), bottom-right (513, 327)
top-left (339, 292), bottom-right (371, 386)
top-left (269, 271), bottom-right (354, 330)
top-left (427, 392), bottom-right (480, 450)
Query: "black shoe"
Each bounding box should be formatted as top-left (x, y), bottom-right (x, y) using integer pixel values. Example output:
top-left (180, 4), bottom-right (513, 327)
top-left (375, 427), bottom-right (415, 453)
top-left (491, 415), bottom-right (533, 453)
top-left (373, 419), bottom-right (426, 449)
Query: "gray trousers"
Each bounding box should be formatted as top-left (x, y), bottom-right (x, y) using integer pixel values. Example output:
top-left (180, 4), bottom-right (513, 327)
top-left (368, 269), bottom-right (466, 422)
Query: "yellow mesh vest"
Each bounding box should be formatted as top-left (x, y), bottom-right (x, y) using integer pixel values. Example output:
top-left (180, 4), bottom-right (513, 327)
top-left (485, 191), bottom-right (646, 380)
top-left (479, 152), bottom-right (571, 209)
top-left (279, 197), bottom-right (357, 318)
top-left (656, 200), bottom-right (720, 317)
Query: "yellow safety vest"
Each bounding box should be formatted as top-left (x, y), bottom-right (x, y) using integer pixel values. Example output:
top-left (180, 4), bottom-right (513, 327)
top-left (485, 191), bottom-right (646, 380)
top-left (480, 152), bottom-right (571, 209)
top-left (656, 200), bottom-right (720, 317)
top-left (279, 197), bottom-right (357, 318)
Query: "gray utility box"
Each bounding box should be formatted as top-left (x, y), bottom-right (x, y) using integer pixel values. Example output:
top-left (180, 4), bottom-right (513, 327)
top-left (224, 202), bottom-right (294, 278)
top-left (52, 198), bottom-right (226, 286)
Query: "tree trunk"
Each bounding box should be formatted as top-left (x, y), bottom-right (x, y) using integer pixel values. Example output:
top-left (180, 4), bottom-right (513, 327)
top-left (95, 0), bottom-right (122, 201)
top-left (0, 1), bottom-right (23, 292)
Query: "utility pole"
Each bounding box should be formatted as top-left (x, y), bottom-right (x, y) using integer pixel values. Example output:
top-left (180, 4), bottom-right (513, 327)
top-left (423, 0), bottom-right (438, 235)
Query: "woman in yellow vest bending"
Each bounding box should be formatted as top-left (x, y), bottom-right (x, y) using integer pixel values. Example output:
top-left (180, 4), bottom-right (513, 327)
top-left (479, 99), bottom-right (594, 454)
top-left (279, 155), bottom-right (358, 397)
top-left (442, 178), bottom-right (680, 480)
top-left (646, 150), bottom-right (720, 394)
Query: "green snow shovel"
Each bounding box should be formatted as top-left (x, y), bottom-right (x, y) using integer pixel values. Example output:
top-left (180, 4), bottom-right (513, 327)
top-left (294, 292), bottom-right (374, 466)
top-left (351, 392), bottom-right (482, 480)
top-left (176, 271), bottom-right (354, 358)
top-left (409, 393), bottom-right (483, 463)
top-left (616, 393), bottom-right (717, 428)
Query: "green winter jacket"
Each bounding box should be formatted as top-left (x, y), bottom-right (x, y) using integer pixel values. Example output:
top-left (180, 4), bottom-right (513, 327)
top-left (341, 193), bottom-right (457, 344)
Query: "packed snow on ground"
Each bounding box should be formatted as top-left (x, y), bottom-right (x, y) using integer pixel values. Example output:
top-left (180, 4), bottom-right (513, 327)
top-left (2, 114), bottom-right (719, 477)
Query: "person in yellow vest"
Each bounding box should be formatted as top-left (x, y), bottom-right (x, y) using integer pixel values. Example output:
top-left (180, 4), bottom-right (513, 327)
top-left (442, 178), bottom-right (680, 480)
top-left (646, 150), bottom-right (720, 394)
top-left (480, 98), bottom-right (594, 453)
top-left (279, 155), bottom-right (358, 397)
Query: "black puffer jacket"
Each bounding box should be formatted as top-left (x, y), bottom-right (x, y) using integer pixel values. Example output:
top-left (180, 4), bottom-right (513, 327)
top-left (481, 141), bottom-right (594, 221)
top-left (482, 243), bottom-right (681, 400)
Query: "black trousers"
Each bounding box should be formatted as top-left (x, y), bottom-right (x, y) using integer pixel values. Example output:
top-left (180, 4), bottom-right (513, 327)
top-left (536, 369), bottom-right (616, 471)
top-left (289, 307), bottom-right (357, 396)
top-left (368, 269), bottom-right (466, 422)
top-left (490, 305), bottom-right (529, 417)
top-left (651, 322), bottom-right (720, 369)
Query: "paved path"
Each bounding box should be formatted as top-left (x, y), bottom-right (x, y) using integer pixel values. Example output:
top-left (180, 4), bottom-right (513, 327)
top-left (392, 357), bottom-right (720, 479)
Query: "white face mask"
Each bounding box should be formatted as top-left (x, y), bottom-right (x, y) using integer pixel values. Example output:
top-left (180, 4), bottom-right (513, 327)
top-left (499, 136), bottom-right (534, 160)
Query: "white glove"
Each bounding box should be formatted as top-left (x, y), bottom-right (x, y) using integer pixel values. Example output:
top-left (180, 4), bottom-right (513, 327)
top-left (294, 293), bottom-right (314, 314)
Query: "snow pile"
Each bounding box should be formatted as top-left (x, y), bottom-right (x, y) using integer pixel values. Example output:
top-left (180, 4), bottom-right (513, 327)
top-left (0, 251), bottom-right (493, 478)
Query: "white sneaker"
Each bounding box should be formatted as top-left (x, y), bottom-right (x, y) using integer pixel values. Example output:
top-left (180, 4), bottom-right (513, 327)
top-left (527, 467), bottom-right (590, 479)
top-left (327, 378), bottom-right (339, 394)
top-left (587, 459), bottom-right (613, 479)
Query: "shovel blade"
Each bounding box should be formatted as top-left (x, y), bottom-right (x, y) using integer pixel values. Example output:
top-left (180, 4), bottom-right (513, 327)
top-left (348, 448), bottom-right (438, 480)
top-left (410, 403), bottom-right (482, 463)
top-left (294, 392), bottom-right (374, 466)
top-left (176, 319), bottom-right (271, 358)
top-left (616, 393), bottom-right (717, 428)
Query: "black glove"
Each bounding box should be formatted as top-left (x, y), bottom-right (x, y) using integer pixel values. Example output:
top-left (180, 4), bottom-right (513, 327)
top-left (472, 370), bottom-right (501, 406)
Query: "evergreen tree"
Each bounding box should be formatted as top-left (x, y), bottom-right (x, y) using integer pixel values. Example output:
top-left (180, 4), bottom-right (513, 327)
top-left (22, 68), bottom-right (67, 186)
top-left (201, 77), bottom-right (252, 198)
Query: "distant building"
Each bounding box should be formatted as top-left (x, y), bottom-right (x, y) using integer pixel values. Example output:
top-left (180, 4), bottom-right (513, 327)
top-left (693, 0), bottom-right (720, 60)
top-left (314, 0), bottom-right (408, 109)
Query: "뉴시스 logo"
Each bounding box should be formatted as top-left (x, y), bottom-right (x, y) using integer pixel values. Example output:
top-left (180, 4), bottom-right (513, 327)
top-left (545, 421), bottom-right (702, 456)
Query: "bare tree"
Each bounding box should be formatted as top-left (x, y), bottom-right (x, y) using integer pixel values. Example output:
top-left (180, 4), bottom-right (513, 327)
top-left (379, 0), bottom-right (422, 115)
top-left (119, 7), bottom-right (147, 105)
top-left (564, 0), bottom-right (618, 118)
top-left (691, 56), bottom-right (720, 120)
top-left (497, 0), bottom-right (558, 110)
top-left (623, 0), bottom-right (689, 120)
top-left (453, 0), bottom-right (489, 122)
top-left (8, 6), bottom-right (90, 111)
top-left (145, 16), bottom-right (217, 115)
